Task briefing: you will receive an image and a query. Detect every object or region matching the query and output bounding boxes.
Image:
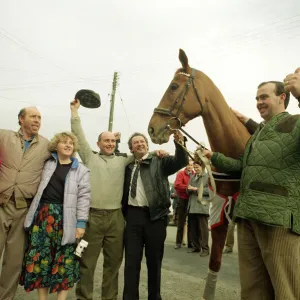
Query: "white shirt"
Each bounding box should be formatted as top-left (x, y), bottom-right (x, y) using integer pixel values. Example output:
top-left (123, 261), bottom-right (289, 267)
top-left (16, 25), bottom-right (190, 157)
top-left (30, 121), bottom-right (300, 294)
top-left (128, 153), bottom-right (149, 207)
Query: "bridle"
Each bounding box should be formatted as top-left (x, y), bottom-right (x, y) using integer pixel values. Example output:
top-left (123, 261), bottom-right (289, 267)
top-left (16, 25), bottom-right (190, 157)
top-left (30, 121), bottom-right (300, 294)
top-left (153, 68), bottom-right (204, 131)
top-left (153, 68), bottom-right (205, 145)
top-left (153, 68), bottom-right (217, 203)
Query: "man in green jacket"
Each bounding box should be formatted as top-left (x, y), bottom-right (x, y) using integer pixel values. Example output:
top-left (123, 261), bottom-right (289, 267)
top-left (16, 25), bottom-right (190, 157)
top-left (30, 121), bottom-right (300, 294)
top-left (202, 79), bottom-right (300, 299)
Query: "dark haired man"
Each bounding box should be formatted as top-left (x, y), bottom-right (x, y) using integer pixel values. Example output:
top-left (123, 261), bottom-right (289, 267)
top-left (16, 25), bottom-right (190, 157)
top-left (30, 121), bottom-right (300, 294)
top-left (122, 131), bottom-right (188, 300)
top-left (202, 80), bottom-right (300, 299)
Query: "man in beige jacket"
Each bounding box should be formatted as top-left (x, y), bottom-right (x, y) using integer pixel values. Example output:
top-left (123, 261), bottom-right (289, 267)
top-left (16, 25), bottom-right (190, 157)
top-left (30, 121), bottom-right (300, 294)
top-left (0, 107), bottom-right (49, 300)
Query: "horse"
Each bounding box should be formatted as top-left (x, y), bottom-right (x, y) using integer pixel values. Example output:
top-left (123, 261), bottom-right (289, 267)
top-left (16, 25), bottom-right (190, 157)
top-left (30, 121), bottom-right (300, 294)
top-left (147, 49), bottom-right (251, 300)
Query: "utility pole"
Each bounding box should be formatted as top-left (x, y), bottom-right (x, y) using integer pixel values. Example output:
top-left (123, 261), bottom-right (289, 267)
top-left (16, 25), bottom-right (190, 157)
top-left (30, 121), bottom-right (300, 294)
top-left (108, 72), bottom-right (119, 131)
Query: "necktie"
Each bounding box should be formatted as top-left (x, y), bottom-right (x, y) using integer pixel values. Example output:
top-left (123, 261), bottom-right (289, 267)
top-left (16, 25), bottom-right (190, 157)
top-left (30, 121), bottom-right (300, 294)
top-left (130, 161), bottom-right (141, 198)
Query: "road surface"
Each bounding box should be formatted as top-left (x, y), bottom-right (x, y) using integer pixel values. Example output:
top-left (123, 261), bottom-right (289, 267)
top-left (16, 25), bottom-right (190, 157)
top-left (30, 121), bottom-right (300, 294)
top-left (12, 225), bottom-right (240, 300)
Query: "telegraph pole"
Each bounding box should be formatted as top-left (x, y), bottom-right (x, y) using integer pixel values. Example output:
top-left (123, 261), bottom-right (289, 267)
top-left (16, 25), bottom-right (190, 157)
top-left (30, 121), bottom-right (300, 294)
top-left (108, 72), bottom-right (119, 131)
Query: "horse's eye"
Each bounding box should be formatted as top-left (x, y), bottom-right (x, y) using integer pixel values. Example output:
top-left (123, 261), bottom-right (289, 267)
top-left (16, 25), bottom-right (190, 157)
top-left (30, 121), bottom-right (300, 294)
top-left (170, 83), bottom-right (179, 91)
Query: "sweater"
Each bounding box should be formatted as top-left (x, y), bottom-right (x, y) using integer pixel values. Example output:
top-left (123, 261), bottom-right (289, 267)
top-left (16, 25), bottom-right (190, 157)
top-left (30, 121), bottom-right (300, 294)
top-left (71, 117), bottom-right (134, 209)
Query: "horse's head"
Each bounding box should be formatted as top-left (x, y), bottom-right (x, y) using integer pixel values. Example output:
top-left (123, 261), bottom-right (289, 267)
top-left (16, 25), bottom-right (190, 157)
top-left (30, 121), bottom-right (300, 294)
top-left (148, 49), bottom-right (206, 144)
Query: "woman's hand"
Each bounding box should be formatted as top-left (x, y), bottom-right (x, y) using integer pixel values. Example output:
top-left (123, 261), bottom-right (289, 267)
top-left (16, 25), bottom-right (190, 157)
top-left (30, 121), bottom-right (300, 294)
top-left (76, 228), bottom-right (85, 239)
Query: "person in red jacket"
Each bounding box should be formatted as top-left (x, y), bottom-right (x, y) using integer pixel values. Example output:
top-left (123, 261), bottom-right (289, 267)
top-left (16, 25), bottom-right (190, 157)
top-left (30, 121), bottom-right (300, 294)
top-left (174, 160), bottom-right (194, 249)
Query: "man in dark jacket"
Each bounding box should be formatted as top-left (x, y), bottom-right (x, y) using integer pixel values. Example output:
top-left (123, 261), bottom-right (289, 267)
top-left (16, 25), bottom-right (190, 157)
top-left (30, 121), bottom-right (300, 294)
top-left (122, 131), bottom-right (188, 300)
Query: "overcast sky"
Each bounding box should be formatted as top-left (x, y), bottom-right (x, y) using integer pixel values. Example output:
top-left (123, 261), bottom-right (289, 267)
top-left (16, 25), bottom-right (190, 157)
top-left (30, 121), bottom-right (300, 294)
top-left (1, 0), bottom-right (300, 181)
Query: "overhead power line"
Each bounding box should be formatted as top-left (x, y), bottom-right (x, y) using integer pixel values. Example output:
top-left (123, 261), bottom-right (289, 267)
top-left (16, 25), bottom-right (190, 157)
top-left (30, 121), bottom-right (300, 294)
top-left (0, 28), bottom-right (66, 72)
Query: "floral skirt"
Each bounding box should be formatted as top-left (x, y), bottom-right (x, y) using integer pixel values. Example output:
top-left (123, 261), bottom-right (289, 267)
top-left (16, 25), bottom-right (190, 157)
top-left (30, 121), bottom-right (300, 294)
top-left (19, 203), bottom-right (80, 293)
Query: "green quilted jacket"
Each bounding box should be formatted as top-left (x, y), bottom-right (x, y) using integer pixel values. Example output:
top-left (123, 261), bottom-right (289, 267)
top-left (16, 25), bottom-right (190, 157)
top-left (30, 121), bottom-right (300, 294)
top-left (211, 112), bottom-right (300, 234)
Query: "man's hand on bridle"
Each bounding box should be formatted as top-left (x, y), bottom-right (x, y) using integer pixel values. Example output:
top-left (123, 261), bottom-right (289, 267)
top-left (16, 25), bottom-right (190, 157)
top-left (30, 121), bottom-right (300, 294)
top-left (173, 130), bottom-right (184, 142)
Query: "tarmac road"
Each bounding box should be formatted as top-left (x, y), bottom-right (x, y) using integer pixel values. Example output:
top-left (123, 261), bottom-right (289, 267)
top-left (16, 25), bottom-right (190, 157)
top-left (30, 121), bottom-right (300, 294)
top-left (13, 225), bottom-right (240, 300)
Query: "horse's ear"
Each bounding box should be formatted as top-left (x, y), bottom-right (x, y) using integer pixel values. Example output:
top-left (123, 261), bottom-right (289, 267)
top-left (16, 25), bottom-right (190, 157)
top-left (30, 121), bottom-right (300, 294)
top-left (179, 49), bottom-right (190, 72)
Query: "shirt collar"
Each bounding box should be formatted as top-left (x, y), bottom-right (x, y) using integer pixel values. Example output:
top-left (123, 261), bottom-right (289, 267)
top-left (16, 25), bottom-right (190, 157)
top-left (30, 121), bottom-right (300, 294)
top-left (99, 152), bottom-right (115, 157)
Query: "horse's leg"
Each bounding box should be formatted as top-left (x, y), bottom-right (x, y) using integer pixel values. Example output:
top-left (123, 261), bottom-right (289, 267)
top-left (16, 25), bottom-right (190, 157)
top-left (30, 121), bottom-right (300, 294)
top-left (202, 221), bottom-right (228, 300)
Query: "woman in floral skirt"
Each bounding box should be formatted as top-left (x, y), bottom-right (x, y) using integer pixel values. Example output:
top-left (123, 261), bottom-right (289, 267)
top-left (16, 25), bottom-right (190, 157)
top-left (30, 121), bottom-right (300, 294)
top-left (20, 132), bottom-right (91, 300)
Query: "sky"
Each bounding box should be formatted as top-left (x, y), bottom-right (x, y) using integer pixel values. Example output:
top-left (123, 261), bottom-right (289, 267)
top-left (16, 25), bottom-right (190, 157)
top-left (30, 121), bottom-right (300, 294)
top-left (1, 0), bottom-right (300, 182)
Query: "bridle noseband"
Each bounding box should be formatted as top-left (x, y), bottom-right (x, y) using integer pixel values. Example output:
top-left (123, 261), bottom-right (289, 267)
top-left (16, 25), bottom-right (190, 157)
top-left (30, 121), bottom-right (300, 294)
top-left (153, 68), bottom-right (204, 130)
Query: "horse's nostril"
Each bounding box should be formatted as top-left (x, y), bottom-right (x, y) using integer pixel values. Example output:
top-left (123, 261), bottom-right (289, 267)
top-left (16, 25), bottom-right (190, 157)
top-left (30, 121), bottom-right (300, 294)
top-left (148, 127), bottom-right (154, 135)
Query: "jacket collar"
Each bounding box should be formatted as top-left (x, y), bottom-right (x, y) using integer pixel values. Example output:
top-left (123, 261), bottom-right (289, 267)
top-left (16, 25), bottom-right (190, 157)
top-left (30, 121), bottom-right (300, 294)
top-left (194, 172), bottom-right (206, 179)
top-left (262, 112), bottom-right (289, 127)
top-left (185, 168), bottom-right (194, 176)
top-left (18, 128), bottom-right (39, 144)
top-left (128, 152), bottom-right (152, 170)
top-left (138, 152), bottom-right (152, 164)
top-left (50, 152), bottom-right (79, 169)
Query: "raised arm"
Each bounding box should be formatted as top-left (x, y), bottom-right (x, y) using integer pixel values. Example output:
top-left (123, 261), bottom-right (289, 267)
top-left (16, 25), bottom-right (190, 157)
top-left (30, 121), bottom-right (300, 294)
top-left (284, 67), bottom-right (300, 101)
top-left (161, 132), bottom-right (189, 176)
top-left (70, 100), bottom-right (93, 164)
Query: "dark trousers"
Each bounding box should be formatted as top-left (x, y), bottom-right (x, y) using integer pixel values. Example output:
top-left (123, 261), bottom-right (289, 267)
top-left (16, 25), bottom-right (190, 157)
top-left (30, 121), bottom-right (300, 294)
top-left (187, 215), bottom-right (192, 247)
top-left (189, 213), bottom-right (209, 251)
top-left (123, 206), bottom-right (167, 300)
top-left (176, 197), bottom-right (189, 245)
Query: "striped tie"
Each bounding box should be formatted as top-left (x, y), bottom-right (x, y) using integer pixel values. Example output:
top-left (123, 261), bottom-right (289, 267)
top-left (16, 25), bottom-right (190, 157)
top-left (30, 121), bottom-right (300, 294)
top-left (130, 161), bottom-right (141, 198)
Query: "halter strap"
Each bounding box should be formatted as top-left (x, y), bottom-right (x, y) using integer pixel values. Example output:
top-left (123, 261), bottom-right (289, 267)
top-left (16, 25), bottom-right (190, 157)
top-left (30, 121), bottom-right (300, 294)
top-left (153, 68), bottom-right (203, 123)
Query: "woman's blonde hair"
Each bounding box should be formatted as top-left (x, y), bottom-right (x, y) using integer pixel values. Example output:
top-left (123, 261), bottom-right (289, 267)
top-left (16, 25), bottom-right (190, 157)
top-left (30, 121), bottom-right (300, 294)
top-left (48, 131), bottom-right (79, 157)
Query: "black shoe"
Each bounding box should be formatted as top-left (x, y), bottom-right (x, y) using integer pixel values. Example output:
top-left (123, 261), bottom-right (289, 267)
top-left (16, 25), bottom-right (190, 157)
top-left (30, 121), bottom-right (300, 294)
top-left (187, 248), bottom-right (200, 253)
top-left (174, 244), bottom-right (181, 249)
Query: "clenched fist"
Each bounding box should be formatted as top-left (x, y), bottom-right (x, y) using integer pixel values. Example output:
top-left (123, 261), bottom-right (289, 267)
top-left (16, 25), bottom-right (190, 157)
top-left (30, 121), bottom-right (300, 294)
top-left (284, 68), bottom-right (300, 99)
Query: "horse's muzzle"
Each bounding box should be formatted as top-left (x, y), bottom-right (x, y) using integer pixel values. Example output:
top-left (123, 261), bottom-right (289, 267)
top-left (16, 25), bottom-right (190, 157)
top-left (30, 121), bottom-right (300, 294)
top-left (148, 126), bottom-right (170, 144)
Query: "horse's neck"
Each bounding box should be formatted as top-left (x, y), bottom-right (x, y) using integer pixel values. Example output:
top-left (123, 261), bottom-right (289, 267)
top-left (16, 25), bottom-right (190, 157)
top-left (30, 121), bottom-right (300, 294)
top-left (200, 75), bottom-right (250, 196)
top-left (201, 80), bottom-right (250, 158)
